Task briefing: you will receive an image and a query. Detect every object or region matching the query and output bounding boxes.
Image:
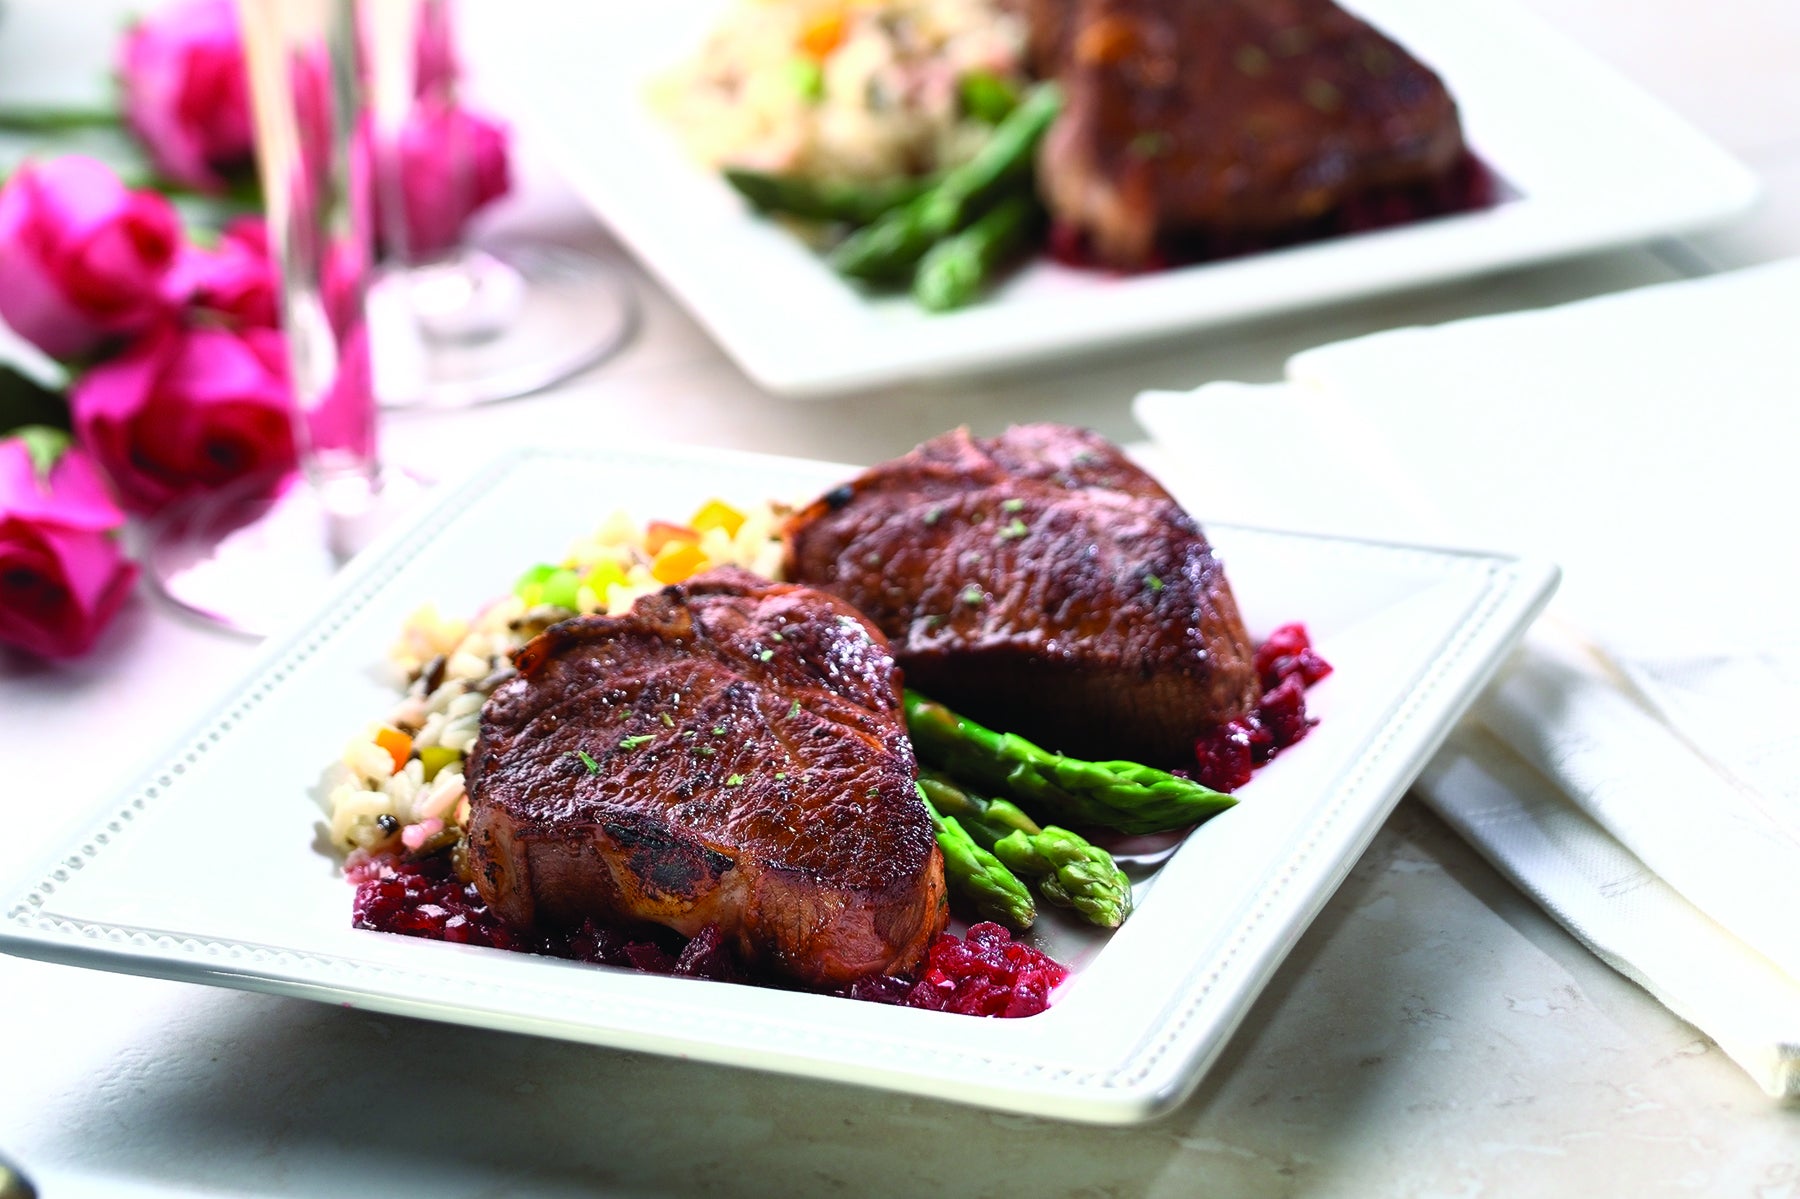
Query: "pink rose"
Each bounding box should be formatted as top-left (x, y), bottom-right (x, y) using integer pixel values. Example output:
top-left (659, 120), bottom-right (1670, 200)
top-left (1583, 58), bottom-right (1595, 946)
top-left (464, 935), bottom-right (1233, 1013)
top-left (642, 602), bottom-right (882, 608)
top-left (168, 216), bottom-right (281, 330)
top-left (71, 323), bottom-right (298, 514)
top-left (0, 431), bottom-right (139, 659)
top-left (395, 98), bottom-right (510, 259)
top-left (0, 156), bottom-right (184, 360)
top-left (118, 0), bottom-right (257, 192)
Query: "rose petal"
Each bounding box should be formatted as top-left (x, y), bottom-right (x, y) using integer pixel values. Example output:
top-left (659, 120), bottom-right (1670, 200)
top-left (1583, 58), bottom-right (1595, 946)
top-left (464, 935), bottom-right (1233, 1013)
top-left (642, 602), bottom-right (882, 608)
top-left (0, 517), bottom-right (137, 659)
top-left (119, 0), bottom-right (254, 192)
top-left (0, 157), bottom-right (181, 358)
top-left (0, 166), bottom-right (114, 358)
top-left (71, 323), bottom-right (297, 513)
top-left (70, 328), bottom-right (183, 512)
top-left (59, 192), bottom-right (184, 326)
top-left (0, 439), bottom-right (127, 532)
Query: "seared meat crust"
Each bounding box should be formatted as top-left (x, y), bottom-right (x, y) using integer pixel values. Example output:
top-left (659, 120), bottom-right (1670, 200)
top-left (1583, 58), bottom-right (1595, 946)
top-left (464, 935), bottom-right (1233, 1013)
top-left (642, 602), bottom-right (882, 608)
top-left (1031, 0), bottom-right (1467, 266)
top-left (465, 568), bottom-right (947, 988)
top-left (784, 425), bottom-right (1257, 764)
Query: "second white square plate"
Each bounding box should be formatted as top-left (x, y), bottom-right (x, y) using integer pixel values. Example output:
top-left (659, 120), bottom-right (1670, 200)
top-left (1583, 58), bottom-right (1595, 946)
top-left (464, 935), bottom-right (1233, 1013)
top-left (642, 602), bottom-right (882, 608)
top-left (0, 443), bottom-right (1557, 1123)
top-left (463, 0), bottom-right (1754, 397)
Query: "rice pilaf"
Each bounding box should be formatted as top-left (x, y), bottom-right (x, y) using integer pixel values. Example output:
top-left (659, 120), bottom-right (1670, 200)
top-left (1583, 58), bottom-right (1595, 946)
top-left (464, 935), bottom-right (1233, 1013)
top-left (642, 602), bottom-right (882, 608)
top-left (652, 0), bottom-right (1030, 184)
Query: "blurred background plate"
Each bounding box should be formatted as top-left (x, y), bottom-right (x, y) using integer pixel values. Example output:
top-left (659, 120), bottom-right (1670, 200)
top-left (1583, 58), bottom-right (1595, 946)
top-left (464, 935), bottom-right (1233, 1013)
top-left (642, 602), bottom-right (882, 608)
top-left (461, 0), bottom-right (1756, 398)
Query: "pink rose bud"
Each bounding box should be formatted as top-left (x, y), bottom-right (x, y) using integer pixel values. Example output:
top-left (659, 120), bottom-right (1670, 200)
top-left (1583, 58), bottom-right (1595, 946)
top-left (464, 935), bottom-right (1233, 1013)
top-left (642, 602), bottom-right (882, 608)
top-left (118, 0), bottom-right (257, 192)
top-left (397, 98), bottom-right (511, 259)
top-left (0, 156), bottom-right (184, 360)
top-left (0, 430), bottom-right (139, 659)
top-left (71, 323), bottom-right (299, 514)
top-left (167, 215), bottom-right (281, 330)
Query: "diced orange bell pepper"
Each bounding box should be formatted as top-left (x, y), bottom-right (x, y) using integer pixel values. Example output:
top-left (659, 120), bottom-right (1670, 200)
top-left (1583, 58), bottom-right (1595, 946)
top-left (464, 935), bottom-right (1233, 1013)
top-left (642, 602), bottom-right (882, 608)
top-left (644, 520), bottom-right (699, 556)
top-left (799, 9), bottom-right (845, 59)
top-left (689, 499), bottom-right (747, 539)
top-left (374, 726), bottom-right (413, 774)
top-left (651, 539), bottom-right (709, 584)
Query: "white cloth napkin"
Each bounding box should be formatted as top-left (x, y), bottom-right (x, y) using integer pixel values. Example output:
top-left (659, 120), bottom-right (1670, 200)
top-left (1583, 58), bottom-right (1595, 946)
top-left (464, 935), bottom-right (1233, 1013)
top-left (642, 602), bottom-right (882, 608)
top-left (1133, 257), bottom-right (1800, 1097)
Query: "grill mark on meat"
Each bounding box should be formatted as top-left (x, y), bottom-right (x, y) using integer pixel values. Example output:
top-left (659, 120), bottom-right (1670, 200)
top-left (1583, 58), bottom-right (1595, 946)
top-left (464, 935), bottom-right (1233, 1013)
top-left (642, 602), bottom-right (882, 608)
top-left (785, 425), bottom-right (1258, 765)
top-left (465, 568), bottom-right (946, 988)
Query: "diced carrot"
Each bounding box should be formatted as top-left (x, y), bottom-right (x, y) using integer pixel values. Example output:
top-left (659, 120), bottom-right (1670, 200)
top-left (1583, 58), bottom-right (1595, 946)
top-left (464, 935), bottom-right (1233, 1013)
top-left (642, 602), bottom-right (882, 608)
top-left (798, 9), bottom-right (845, 59)
top-left (690, 499), bottom-right (747, 538)
top-left (644, 520), bottom-right (699, 555)
top-left (374, 726), bottom-right (413, 774)
top-left (651, 539), bottom-right (710, 584)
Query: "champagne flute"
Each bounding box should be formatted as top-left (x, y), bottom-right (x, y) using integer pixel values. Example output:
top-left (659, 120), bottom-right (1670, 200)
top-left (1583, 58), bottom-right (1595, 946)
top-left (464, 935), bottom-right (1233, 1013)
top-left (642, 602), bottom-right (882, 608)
top-left (145, 0), bottom-right (423, 635)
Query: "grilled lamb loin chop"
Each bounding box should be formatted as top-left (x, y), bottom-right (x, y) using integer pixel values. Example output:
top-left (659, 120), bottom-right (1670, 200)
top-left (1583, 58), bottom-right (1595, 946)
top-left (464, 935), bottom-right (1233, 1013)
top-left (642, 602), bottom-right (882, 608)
top-left (1029, 0), bottom-right (1468, 267)
top-left (464, 568), bottom-right (947, 989)
top-left (785, 424), bottom-right (1258, 764)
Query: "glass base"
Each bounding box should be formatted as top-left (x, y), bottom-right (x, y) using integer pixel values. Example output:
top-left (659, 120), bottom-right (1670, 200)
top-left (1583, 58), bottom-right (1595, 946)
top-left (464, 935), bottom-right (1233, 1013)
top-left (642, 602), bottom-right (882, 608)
top-left (373, 242), bottom-right (636, 409)
top-left (143, 467), bottom-right (429, 638)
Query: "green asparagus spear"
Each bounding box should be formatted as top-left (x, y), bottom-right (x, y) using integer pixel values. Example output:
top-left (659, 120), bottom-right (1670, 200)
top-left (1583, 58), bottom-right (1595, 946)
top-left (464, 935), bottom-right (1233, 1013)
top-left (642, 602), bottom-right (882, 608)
top-left (919, 771), bottom-right (1132, 928)
top-left (904, 691), bottom-right (1237, 835)
top-left (918, 783), bottom-right (1036, 929)
top-left (829, 82), bottom-right (1062, 280)
top-left (722, 167), bottom-right (934, 226)
top-left (912, 192), bottom-right (1039, 312)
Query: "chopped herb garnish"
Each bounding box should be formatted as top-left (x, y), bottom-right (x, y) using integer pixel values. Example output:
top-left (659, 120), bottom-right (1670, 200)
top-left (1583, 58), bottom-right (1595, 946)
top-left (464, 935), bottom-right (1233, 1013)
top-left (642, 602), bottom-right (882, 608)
top-left (960, 584), bottom-right (986, 606)
top-left (1303, 77), bottom-right (1342, 113)
top-left (1128, 131), bottom-right (1170, 158)
top-left (659, 712), bottom-right (675, 727)
top-left (788, 699), bottom-right (801, 719)
top-left (697, 745), bottom-right (716, 756)
top-left (618, 735), bottom-right (654, 751)
top-left (1001, 497), bottom-right (1025, 512)
top-left (712, 726), bottom-right (727, 736)
top-left (1234, 44), bottom-right (1271, 76)
top-left (770, 632), bottom-right (783, 642)
top-left (924, 506), bottom-right (943, 526)
top-left (759, 649), bottom-right (774, 661)
top-left (1145, 573), bottom-right (1165, 592)
top-left (998, 518), bottom-right (1028, 540)
top-left (726, 774), bottom-right (745, 786)
top-left (924, 614), bottom-right (944, 630)
top-left (775, 772), bottom-right (788, 780)
top-left (572, 749), bottom-right (604, 772)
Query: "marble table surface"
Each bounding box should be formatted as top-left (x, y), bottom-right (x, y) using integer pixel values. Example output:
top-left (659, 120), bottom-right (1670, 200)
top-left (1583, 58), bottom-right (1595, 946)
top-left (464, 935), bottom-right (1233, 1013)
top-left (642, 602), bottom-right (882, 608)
top-left (1, 1), bottom-right (1797, 1194)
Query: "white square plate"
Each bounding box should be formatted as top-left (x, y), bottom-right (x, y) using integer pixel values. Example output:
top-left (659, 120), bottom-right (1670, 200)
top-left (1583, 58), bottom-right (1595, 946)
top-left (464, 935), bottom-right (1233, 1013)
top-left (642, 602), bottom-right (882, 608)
top-left (463, 0), bottom-right (1753, 397)
top-left (0, 444), bottom-right (1557, 1123)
